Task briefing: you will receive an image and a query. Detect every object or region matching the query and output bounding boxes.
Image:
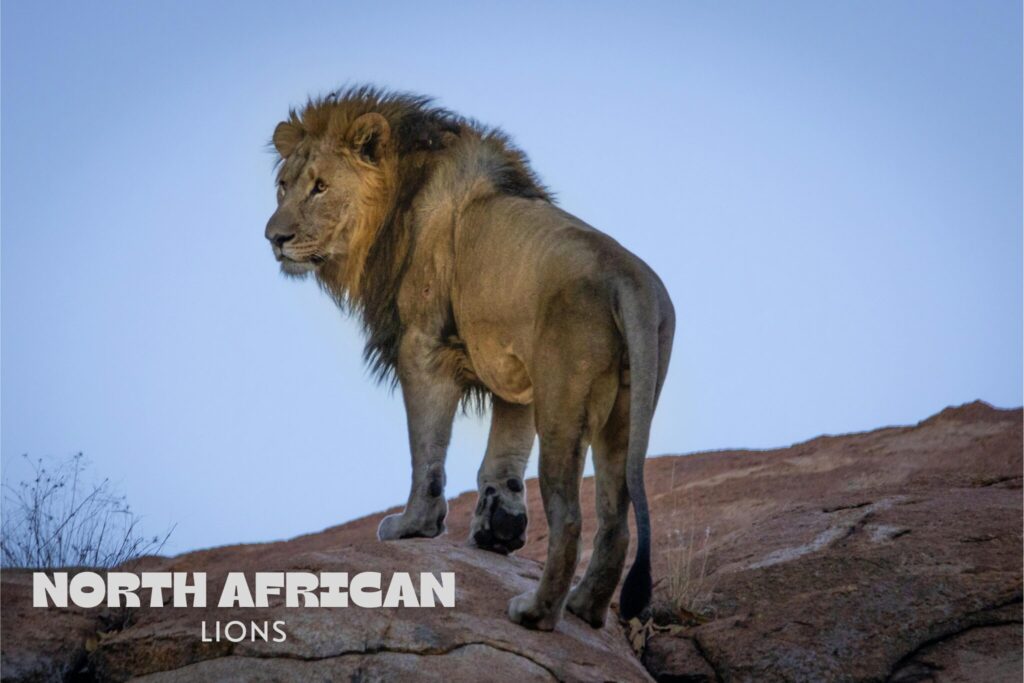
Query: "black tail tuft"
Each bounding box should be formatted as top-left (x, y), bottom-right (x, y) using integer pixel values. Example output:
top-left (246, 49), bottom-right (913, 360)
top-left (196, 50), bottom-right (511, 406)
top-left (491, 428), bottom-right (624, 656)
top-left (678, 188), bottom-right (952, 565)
top-left (618, 549), bottom-right (651, 620)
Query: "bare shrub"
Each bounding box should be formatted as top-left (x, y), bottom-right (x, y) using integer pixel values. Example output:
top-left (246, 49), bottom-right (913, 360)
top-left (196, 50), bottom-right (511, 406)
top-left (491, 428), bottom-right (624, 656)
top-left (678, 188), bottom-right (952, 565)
top-left (1, 453), bottom-right (173, 569)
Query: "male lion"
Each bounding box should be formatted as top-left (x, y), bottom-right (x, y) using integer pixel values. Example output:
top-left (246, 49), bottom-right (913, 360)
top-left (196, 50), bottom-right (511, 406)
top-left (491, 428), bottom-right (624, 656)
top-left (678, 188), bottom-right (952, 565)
top-left (265, 87), bottom-right (674, 630)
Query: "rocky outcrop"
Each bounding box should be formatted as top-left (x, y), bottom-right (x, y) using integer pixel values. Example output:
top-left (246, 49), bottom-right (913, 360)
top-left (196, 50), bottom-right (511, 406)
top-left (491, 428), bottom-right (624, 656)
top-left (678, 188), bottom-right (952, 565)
top-left (436, 401), bottom-right (1023, 681)
top-left (1, 540), bottom-right (650, 682)
top-left (2, 401), bottom-right (1021, 682)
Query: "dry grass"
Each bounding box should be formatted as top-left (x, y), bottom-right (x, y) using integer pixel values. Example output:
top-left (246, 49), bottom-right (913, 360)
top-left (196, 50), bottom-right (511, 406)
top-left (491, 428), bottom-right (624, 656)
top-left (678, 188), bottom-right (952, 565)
top-left (660, 461), bottom-right (717, 622)
top-left (664, 524), bottom-right (715, 619)
top-left (1, 453), bottom-right (173, 569)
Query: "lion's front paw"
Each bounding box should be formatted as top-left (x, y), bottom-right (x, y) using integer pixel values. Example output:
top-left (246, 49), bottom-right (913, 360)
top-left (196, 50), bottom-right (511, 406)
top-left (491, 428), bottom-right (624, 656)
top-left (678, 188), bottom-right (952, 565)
top-left (377, 507), bottom-right (446, 541)
top-left (377, 514), bottom-right (407, 541)
top-left (508, 591), bottom-right (559, 631)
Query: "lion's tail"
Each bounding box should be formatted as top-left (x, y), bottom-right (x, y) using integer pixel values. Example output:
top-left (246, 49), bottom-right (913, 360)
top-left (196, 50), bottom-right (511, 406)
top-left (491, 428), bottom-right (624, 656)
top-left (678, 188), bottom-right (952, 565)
top-left (614, 278), bottom-right (666, 621)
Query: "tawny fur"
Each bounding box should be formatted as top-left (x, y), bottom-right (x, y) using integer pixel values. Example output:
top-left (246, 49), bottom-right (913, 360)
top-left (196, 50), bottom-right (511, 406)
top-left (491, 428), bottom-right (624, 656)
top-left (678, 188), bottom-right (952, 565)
top-left (265, 85), bottom-right (674, 630)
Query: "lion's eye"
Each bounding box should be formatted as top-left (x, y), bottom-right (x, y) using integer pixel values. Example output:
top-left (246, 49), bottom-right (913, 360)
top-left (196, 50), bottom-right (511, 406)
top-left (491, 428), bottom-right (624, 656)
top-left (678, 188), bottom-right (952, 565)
top-left (311, 178), bottom-right (327, 196)
top-left (277, 180), bottom-right (286, 192)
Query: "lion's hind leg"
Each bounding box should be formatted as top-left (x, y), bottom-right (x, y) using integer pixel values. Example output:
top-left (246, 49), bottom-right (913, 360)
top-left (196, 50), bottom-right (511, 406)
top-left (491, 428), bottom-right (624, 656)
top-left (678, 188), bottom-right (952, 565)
top-left (508, 338), bottom-right (619, 630)
top-left (506, 367), bottom-right (594, 630)
top-left (566, 385), bottom-right (631, 628)
top-left (507, 409), bottom-right (588, 630)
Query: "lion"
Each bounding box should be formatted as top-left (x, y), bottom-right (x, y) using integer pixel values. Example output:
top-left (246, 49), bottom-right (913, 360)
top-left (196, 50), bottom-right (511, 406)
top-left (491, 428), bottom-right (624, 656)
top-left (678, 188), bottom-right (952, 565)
top-left (265, 86), bottom-right (675, 630)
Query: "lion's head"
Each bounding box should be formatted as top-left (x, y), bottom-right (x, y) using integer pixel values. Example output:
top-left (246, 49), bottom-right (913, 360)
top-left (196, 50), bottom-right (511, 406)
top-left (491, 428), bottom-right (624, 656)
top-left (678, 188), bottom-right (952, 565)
top-left (265, 88), bottom-right (549, 382)
top-left (265, 101), bottom-right (396, 296)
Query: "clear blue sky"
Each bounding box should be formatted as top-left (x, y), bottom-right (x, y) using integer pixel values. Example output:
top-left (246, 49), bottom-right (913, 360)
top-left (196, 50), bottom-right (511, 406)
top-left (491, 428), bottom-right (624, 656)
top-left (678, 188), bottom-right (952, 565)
top-left (2, 1), bottom-right (1021, 554)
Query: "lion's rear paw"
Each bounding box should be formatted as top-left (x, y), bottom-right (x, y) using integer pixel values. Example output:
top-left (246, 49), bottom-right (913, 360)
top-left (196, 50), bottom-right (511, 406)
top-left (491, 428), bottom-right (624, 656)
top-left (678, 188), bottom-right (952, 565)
top-left (508, 591), bottom-right (560, 631)
top-left (566, 587), bottom-right (607, 628)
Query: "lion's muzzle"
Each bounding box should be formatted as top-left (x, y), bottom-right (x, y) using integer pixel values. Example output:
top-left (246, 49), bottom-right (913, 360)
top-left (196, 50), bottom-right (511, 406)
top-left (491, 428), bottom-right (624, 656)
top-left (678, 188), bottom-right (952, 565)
top-left (265, 210), bottom-right (297, 257)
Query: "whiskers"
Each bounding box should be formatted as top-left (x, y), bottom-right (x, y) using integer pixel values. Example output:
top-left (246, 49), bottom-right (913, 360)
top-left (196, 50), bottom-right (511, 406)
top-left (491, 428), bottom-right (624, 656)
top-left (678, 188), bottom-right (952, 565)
top-left (282, 240), bottom-right (328, 265)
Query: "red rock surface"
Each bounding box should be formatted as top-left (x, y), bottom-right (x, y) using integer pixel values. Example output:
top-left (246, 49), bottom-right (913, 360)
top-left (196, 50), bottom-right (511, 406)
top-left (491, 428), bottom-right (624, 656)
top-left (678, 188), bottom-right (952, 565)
top-left (1, 540), bottom-right (650, 683)
top-left (2, 401), bottom-right (1021, 682)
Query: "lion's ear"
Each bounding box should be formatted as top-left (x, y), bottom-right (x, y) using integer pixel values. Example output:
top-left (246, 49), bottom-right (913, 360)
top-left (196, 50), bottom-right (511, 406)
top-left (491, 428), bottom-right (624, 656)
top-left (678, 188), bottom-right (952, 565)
top-left (348, 113), bottom-right (391, 163)
top-left (273, 121), bottom-right (303, 158)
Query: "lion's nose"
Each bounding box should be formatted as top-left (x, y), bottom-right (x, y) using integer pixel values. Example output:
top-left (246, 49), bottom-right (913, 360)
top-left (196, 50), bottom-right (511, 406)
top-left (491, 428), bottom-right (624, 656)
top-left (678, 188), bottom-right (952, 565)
top-left (265, 211), bottom-right (298, 248)
top-left (271, 233), bottom-right (295, 248)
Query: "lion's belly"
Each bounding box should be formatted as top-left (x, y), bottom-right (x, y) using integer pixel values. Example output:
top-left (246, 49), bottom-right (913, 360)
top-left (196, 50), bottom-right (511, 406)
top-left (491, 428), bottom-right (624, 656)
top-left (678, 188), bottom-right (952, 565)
top-left (465, 337), bottom-right (533, 405)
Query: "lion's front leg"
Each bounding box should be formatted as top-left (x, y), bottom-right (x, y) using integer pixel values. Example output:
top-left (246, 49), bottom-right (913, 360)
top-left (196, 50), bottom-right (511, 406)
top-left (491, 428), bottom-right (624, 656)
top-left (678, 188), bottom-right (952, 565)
top-left (469, 398), bottom-right (534, 554)
top-left (377, 330), bottom-right (462, 541)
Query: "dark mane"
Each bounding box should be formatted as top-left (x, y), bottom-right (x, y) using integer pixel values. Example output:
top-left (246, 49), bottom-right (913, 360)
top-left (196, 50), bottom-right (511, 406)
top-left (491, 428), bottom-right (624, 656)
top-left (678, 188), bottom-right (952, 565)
top-left (280, 85), bottom-right (551, 390)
